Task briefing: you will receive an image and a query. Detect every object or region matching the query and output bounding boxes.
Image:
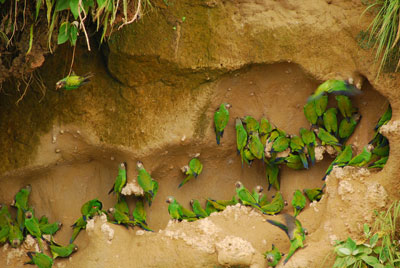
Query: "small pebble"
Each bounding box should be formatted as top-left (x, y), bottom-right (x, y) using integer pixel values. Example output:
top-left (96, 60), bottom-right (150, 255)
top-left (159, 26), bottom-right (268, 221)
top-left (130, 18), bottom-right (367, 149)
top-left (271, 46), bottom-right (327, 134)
top-left (110, 156), bottom-right (115, 161)
top-left (55, 149), bottom-right (61, 153)
top-left (249, 81), bottom-right (253, 85)
top-left (52, 136), bottom-right (56, 144)
top-left (250, 92), bottom-right (254, 96)
top-left (59, 130), bottom-right (64, 134)
top-left (181, 135), bottom-right (186, 142)
top-left (227, 88), bottom-right (232, 91)
top-left (76, 130), bottom-right (81, 135)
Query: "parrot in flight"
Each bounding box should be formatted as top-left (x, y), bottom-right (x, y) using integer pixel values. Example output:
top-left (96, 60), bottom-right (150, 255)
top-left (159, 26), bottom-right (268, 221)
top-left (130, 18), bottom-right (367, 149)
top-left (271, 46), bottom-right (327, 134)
top-left (56, 72), bottom-right (93, 90)
top-left (267, 214), bottom-right (308, 264)
top-left (308, 79), bottom-right (361, 102)
top-left (214, 103), bottom-right (232, 145)
top-left (179, 158), bottom-right (203, 188)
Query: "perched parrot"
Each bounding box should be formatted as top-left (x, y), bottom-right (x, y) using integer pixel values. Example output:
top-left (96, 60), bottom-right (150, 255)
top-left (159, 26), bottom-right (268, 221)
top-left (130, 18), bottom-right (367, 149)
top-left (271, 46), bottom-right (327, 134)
top-left (236, 118), bottom-right (248, 166)
top-left (166, 196), bottom-right (183, 221)
top-left (114, 197), bottom-right (130, 216)
top-left (0, 224), bottom-right (10, 244)
top-left (323, 108), bottom-right (338, 136)
top-left (266, 161), bottom-right (280, 191)
top-left (261, 192), bottom-right (287, 215)
top-left (292, 190), bottom-right (306, 217)
top-left (303, 101), bottom-right (318, 127)
top-left (137, 161), bottom-right (158, 206)
top-left (235, 181), bottom-right (261, 209)
top-left (40, 221), bottom-right (62, 236)
top-left (70, 216), bottom-right (87, 243)
top-left (214, 103), bottom-right (231, 145)
top-left (205, 198), bottom-right (227, 211)
top-left (303, 187), bottom-right (324, 202)
top-left (322, 145), bottom-right (353, 180)
top-left (243, 116), bottom-right (259, 133)
top-left (12, 184), bottom-right (31, 231)
top-left (371, 141), bottom-right (389, 158)
top-left (259, 118), bottom-right (274, 145)
top-left (314, 127), bottom-right (342, 152)
top-left (249, 132), bottom-right (264, 159)
top-left (108, 162), bottom-right (127, 201)
top-left (24, 210), bottom-right (44, 251)
top-left (190, 199), bottom-right (208, 219)
top-left (25, 252), bottom-right (53, 268)
top-left (39, 216), bottom-right (48, 225)
top-left (314, 94), bottom-right (328, 117)
top-left (338, 113), bottom-right (361, 143)
top-left (267, 214), bottom-right (308, 264)
top-left (374, 104), bottom-right (392, 131)
top-left (108, 207), bottom-right (135, 227)
top-left (264, 244), bottom-right (283, 267)
top-left (208, 196), bottom-right (238, 209)
top-left (56, 72), bottom-right (93, 90)
top-left (243, 146), bottom-right (256, 166)
top-left (81, 198), bottom-right (103, 218)
top-left (268, 128), bottom-right (287, 142)
top-left (252, 185), bottom-right (264, 203)
top-left (348, 145), bottom-right (372, 167)
top-left (271, 135), bottom-right (290, 153)
top-left (0, 204), bottom-right (11, 226)
top-left (336, 95), bottom-right (355, 121)
top-left (133, 199), bottom-right (152, 232)
top-left (308, 79), bottom-right (361, 102)
top-left (181, 205), bottom-right (198, 222)
top-left (205, 200), bottom-right (219, 216)
top-left (179, 158), bottom-right (203, 188)
top-left (284, 154), bottom-right (305, 170)
top-left (49, 241), bottom-right (78, 259)
top-left (8, 221), bottom-right (24, 247)
top-left (368, 156), bottom-right (388, 169)
top-left (290, 135), bottom-right (308, 169)
top-left (300, 128), bottom-right (316, 166)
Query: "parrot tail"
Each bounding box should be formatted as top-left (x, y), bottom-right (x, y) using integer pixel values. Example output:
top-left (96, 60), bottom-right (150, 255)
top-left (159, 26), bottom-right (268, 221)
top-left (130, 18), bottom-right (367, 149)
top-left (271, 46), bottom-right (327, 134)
top-left (299, 153), bottom-right (309, 169)
top-left (108, 184), bottom-right (115, 195)
top-left (266, 219), bottom-right (289, 237)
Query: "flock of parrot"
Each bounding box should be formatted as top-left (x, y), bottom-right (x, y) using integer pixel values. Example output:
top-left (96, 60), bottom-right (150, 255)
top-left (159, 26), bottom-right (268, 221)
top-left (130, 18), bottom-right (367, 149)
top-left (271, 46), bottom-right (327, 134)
top-left (0, 78), bottom-right (391, 267)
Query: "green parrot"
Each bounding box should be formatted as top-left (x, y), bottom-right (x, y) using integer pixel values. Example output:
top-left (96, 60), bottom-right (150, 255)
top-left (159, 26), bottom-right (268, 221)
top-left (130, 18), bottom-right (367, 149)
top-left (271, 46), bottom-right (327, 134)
top-left (259, 118), bottom-right (274, 145)
top-left (25, 252), bottom-right (53, 268)
top-left (271, 135), bottom-right (290, 153)
top-left (205, 200), bottom-right (219, 215)
top-left (323, 108), bottom-right (338, 136)
top-left (108, 162), bottom-right (127, 201)
top-left (261, 192), bottom-right (287, 215)
top-left (205, 198), bottom-right (227, 211)
top-left (39, 216), bottom-right (48, 225)
top-left (292, 190), bottom-right (306, 217)
top-left (132, 199), bottom-right (152, 232)
top-left (166, 196), bottom-right (183, 221)
top-left (303, 101), bottom-right (318, 127)
top-left (81, 198), bottom-right (103, 218)
top-left (348, 145), bottom-right (372, 167)
top-left (8, 221), bottom-right (24, 247)
top-left (0, 204), bottom-right (11, 226)
top-left (56, 72), bottom-right (93, 90)
top-left (290, 135), bottom-right (308, 169)
top-left (268, 128), bottom-right (287, 142)
top-left (338, 113), bottom-right (361, 143)
top-left (264, 244), bottom-right (283, 267)
top-left (374, 104), bottom-right (392, 131)
top-left (303, 187), bottom-right (324, 202)
top-left (300, 128), bottom-right (316, 166)
top-left (371, 142), bottom-right (389, 158)
top-left (308, 79), bottom-right (361, 102)
top-left (314, 94), bottom-right (328, 117)
top-left (267, 214), bottom-right (308, 264)
top-left (322, 145), bottom-right (353, 180)
top-left (368, 156), bottom-right (388, 169)
top-left (243, 146), bottom-right (256, 166)
top-left (249, 132), bottom-right (264, 159)
top-left (179, 158), bottom-right (203, 188)
top-left (70, 216), bottom-right (86, 243)
top-left (24, 210), bottom-right (44, 251)
top-left (108, 207), bottom-right (135, 227)
top-left (40, 221), bottom-right (62, 236)
top-left (336, 95), bottom-right (355, 121)
top-left (114, 197), bottom-right (130, 215)
top-left (243, 116), bottom-right (259, 133)
top-left (214, 196), bottom-right (239, 207)
top-left (284, 154), bottom-right (305, 170)
top-left (12, 184), bottom-right (32, 231)
top-left (236, 118), bottom-right (248, 166)
top-left (0, 224), bottom-right (9, 244)
top-left (49, 242), bottom-right (78, 259)
top-left (137, 161), bottom-right (158, 206)
top-left (266, 161), bottom-right (280, 191)
top-left (252, 185), bottom-right (264, 203)
top-left (314, 127), bottom-right (342, 151)
top-left (235, 181), bottom-right (261, 209)
top-left (181, 206), bottom-right (198, 222)
top-left (214, 103), bottom-right (231, 145)
top-left (190, 199), bottom-right (208, 219)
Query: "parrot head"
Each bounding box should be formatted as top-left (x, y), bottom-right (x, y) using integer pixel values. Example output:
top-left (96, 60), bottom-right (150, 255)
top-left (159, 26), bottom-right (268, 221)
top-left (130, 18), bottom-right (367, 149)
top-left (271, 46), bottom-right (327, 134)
top-left (107, 208), bottom-right (115, 214)
top-left (266, 254), bottom-right (274, 263)
top-left (166, 196), bottom-right (175, 204)
top-left (181, 165), bottom-right (189, 173)
top-left (284, 200), bottom-right (288, 206)
top-left (24, 184), bottom-right (32, 192)
top-left (304, 228), bottom-right (309, 235)
top-left (224, 103), bottom-right (232, 109)
top-left (352, 112), bottom-right (362, 122)
top-left (367, 144), bottom-right (374, 152)
top-left (12, 239), bottom-right (21, 248)
top-left (120, 162), bottom-right (126, 169)
top-left (312, 127), bottom-right (319, 135)
top-left (235, 181), bottom-right (243, 189)
top-left (136, 161), bottom-right (144, 170)
top-left (255, 185), bottom-right (263, 193)
top-left (57, 222), bottom-right (63, 228)
top-left (73, 244), bottom-right (79, 251)
top-left (56, 80), bottom-right (66, 90)
top-left (189, 199), bottom-right (194, 206)
top-left (25, 211), bottom-right (33, 219)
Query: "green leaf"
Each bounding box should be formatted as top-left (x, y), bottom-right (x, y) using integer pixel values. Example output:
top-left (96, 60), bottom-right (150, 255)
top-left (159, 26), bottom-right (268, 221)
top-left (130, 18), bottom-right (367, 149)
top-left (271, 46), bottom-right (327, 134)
top-left (70, 0), bottom-right (80, 19)
top-left (333, 257), bottom-right (346, 268)
top-left (364, 223), bottom-right (370, 237)
top-left (97, 0), bottom-right (107, 6)
top-left (370, 234), bottom-right (379, 247)
top-left (362, 256), bottom-right (379, 266)
top-left (69, 23), bottom-right (78, 46)
top-left (374, 246), bottom-right (383, 254)
top-left (337, 247), bottom-right (352, 256)
top-left (57, 22), bottom-right (70, 45)
top-left (346, 256), bottom-right (357, 266)
top-left (182, 16), bottom-right (186, 22)
top-left (345, 237), bottom-right (357, 251)
top-left (36, 0), bottom-right (42, 20)
top-left (82, 0), bottom-right (94, 13)
top-left (0, 0), bottom-right (5, 4)
top-left (55, 0), bottom-right (69, 11)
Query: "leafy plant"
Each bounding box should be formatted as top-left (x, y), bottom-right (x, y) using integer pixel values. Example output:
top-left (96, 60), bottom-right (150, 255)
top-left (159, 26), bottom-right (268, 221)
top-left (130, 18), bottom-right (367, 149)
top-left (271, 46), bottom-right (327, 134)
top-left (361, 0), bottom-right (400, 78)
top-left (332, 201), bottom-right (400, 268)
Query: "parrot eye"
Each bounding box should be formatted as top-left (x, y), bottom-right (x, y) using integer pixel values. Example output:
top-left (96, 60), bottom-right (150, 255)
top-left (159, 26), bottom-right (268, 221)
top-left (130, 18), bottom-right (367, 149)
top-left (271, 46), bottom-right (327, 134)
top-left (25, 212), bottom-right (32, 219)
top-left (12, 239), bottom-right (20, 247)
top-left (235, 181), bottom-right (242, 188)
top-left (304, 229), bottom-right (308, 235)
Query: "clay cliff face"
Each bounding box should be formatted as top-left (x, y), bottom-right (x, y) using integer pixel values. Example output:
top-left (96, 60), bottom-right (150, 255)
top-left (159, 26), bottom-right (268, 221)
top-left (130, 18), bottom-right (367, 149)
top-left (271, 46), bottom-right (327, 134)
top-left (1, 0), bottom-right (400, 267)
